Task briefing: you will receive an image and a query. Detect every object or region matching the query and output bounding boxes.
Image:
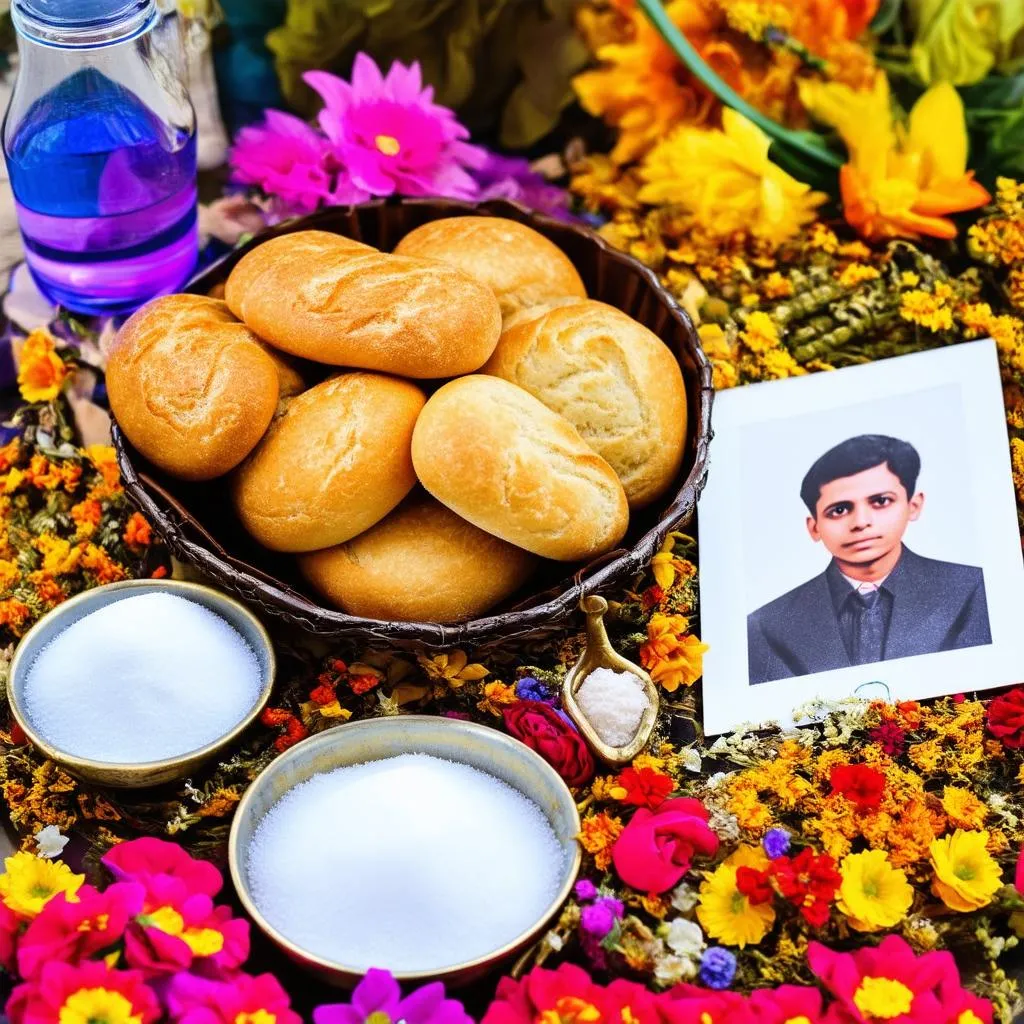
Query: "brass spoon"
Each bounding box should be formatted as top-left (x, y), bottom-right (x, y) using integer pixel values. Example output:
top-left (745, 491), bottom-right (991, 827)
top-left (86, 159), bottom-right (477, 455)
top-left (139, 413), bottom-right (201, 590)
top-left (561, 596), bottom-right (660, 766)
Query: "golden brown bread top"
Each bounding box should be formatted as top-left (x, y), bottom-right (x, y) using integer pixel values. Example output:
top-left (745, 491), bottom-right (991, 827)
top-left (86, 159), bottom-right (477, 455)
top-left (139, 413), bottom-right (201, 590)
top-left (232, 372), bottom-right (425, 552)
top-left (393, 216), bottom-right (587, 318)
top-left (411, 375), bottom-right (629, 562)
top-left (482, 300), bottom-right (688, 508)
top-left (224, 229), bottom-right (502, 378)
top-left (106, 294), bottom-right (279, 481)
top-left (298, 494), bottom-right (538, 623)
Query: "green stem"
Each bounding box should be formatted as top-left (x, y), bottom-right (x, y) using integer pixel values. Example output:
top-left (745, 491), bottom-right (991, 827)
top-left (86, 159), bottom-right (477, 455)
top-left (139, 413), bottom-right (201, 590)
top-left (636, 0), bottom-right (843, 169)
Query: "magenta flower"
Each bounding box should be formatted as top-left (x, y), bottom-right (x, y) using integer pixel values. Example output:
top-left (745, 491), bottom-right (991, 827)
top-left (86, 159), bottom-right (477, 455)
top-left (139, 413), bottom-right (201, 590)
top-left (17, 882), bottom-right (144, 981)
top-left (313, 967), bottom-right (472, 1024)
top-left (167, 971), bottom-right (302, 1024)
top-left (472, 151), bottom-right (573, 220)
top-left (102, 837), bottom-right (223, 899)
top-left (305, 54), bottom-right (485, 200)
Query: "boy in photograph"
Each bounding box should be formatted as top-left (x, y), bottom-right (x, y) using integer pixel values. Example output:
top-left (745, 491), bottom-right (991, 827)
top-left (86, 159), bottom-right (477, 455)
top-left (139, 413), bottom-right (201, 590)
top-left (747, 434), bottom-right (991, 685)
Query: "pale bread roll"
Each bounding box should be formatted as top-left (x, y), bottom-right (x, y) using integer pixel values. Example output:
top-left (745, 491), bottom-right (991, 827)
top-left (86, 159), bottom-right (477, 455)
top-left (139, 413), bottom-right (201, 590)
top-left (482, 300), bottom-right (687, 508)
top-left (299, 495), bottom-right (538, 622)
top-left (224, 230), bottom-right (502, 378)
top-left (232, 372), bottom-right (425, 552)
top-left (394, 216), bottom-right (586, 318)
top-left (107, 294), bottom-right (279, 482)
top-left (411, 376), bottom-right (629, 561)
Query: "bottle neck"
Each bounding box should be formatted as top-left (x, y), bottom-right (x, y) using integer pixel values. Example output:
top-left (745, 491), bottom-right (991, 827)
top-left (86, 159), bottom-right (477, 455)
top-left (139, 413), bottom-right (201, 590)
top-left (11, 1), bottom-right (157, 49)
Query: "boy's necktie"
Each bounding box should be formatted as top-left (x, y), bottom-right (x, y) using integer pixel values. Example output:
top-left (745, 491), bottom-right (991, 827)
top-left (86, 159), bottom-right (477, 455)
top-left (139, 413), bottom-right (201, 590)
top-left (853, 584), bottom-right (884, 665)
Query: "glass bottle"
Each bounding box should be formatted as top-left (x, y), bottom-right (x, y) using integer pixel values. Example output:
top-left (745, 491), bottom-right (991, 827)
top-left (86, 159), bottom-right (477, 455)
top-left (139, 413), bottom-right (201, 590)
top-left (3, 0), bottom-right (198, 315)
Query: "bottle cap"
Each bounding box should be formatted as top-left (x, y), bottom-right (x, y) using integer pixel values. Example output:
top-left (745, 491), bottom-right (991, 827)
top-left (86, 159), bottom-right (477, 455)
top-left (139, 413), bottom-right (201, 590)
top-left (12, 0), bottom-right (157, 47)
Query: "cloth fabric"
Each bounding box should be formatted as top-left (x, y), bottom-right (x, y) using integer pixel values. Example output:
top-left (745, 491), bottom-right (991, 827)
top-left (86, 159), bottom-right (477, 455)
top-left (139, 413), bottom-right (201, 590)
top-left (746, 546), bottom-right (993, 685)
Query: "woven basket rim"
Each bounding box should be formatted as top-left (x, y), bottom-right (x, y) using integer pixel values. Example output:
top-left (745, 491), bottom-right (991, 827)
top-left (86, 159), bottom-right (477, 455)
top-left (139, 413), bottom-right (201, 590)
top-left (114, 197), bottom-right (715, 647)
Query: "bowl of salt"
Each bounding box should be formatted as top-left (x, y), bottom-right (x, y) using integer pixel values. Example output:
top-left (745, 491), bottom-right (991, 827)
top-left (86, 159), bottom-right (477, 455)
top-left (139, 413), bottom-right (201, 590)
top-left (7, 579), bottom-right (275, 788)
top-left (229, 715), bottom-right (581, 987)
top-left (561, 596), bottom-right (660, 765)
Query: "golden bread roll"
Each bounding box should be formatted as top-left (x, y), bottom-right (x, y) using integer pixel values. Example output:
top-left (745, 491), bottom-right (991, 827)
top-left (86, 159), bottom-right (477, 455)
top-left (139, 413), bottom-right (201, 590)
top-left (107, 294), bottom-right (279, 482)
top-left (224, 229), bottom-right (502, 378)
top-left (298, 495), bottom-right (538, 622)
top-left (394, 216), bottom-right (586, 318)
top-left (500, 296), bottom-right (588, 333)
top-left (482, 300), bottom-right (688, 508)
top-left (411, 375), bottom-right (628, 561)
top-left (232, 372), bottom-right (425, 552)
top-left (257, 343), bottom-right (306, 400)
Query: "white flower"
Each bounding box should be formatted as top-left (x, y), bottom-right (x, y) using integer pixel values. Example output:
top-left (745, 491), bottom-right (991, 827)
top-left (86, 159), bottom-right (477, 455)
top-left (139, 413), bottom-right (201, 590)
top-left (654, 953), bottom-right (697, 986)
top-left (666, 917), bottom-right (704, 957)
top-left (34, 825), bottom-right (68, 859)
top-left (670, 882), bottom-right (699, 913)
top-left (680, 747), bottom-right (702, 773)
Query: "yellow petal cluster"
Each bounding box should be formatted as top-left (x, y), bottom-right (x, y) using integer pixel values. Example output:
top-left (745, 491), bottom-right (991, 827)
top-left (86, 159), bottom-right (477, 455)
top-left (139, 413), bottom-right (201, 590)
top-left (0, 850), bottom-right (84, 918)
top-left (929, 829), bottom-right (1002, 911)
top-left (836, 849), bottom-right (913, 931)
top-left (696, 845), bottom-right (776, 947)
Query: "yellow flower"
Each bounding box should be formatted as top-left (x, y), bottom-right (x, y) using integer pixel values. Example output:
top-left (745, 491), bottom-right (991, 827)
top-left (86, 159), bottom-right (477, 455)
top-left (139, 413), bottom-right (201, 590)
top-left (697, 845), bottom-right (776, 947)
top-left (740, 311), bottom-right (780, 353)
top-left (837, 263), bottom-right (881, 287)
top-left (578, 812), bottom-right (623, 871)
top-left (941, 787), bottom-right (987, 830)
top-left (853, 977), bottom-right (914, 1018)
top-left (650, 532), bottom-right (695, 591)
top-left (900, 271), bottom-right (921, 288)
top-left (930, 829), bottom-right (1002, 911)
top-left (17, 328), bottom-right (67, 404)
top-left (759, 348), bottom-right (806, 379)
top-left (640, 613), bottom-right (709, 692)
top-left (638, 110), bottom-right (827, 244)
top-left (900, 288), bottom-right (954, 332)
top-left (476, 681), bottom-right (518, 717)
top-left (0, 850), bottom-right (84, 917)
top-left (836, 849), bottom-right (913, 931)
top-left (416, 650), bottom-right (488, 689)
top-left (800, 74), bottom-right (990, 240)
top-left (58, 989), bottom-right (142, 1024)
top-left (145, 904), bottom-right (224, 956)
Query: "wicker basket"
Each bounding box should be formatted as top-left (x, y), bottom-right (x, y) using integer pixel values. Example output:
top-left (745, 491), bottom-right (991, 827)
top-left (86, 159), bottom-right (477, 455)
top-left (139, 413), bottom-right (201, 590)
top-left (113, 198), bottom-right (713, 648)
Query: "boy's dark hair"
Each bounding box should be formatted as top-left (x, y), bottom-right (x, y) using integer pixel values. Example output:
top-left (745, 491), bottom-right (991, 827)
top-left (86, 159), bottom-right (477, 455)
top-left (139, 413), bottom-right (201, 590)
top-left (800, 434), bottom-right (921, 515)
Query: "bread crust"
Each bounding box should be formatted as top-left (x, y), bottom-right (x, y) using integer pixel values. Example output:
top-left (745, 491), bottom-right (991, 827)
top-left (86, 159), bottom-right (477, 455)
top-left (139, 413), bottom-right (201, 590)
top-left (411, 375), bottom-right (629, 561)
top-left (106, 294), bottom-right (279, 481)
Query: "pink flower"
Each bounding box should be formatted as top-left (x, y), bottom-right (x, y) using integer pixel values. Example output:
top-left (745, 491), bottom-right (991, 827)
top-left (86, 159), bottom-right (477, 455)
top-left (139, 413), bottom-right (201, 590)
top-left (1016, 844), bottom-right (1024, 895)
top-left (314, 967), bottom-right (472, 1024)
top-left (167, 971), bottom-right (302, 1024)
top-left (306, 54), bottom-right (485, 200)
top-left (7, 960), bottom-right (160, 1024)
top-left (746, 986), bottom-right (825, 1023)
top-left (807, 935), bottom-right (992, 1024)
top-left (0, 898), bottom-right (20, 972)
top-left (611, 797), bottom-right (719, 893)
top-left (17, 882), bottom-right (144, 981)
top-left (658, 984), bottom-right (751, 1024)
top-left (102, 837), bottom-right (223, 898)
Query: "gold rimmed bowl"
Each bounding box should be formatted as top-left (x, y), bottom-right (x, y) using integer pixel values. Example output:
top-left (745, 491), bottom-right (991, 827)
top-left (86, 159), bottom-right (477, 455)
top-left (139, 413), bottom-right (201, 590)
top-left (228, 715), bottom-right (581, 988)
top-left (7, 579), bottom-right (276, 788)
top-left (562, 596), bottom-right (660, 766)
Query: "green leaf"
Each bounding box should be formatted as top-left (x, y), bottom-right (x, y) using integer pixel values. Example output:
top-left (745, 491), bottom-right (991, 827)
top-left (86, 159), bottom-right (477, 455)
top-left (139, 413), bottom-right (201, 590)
top-left (870, 0), bottom-right (904, 36)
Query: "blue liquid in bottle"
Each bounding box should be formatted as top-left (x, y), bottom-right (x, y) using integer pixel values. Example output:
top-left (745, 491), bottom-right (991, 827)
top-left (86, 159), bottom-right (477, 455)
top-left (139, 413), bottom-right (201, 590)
top-left (7, 66), bottom-right (197, 315)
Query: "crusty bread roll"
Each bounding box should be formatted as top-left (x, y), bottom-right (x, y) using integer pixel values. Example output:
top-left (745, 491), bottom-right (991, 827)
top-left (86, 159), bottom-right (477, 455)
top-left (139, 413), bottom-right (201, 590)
top-left (107, 295), bottom-right (279, 482)
top-left (482, 300), bottom-right (687, 508)
top-left (257, 343), bottom-right (305, 400)
top-left (412, 376), bottom-right (628, 561)
top-left (232, 373), bottom-right (425, 552)
top-left (394, 216), bottom-right (587, 318)
top-left (299, 495), bottom-right (538, 622)
top-left (224, 230), bottom-right (502, 378)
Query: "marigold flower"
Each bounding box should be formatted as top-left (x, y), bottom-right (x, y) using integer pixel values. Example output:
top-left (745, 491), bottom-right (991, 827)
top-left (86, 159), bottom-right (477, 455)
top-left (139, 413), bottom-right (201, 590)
top-left (836, 849), bottom-right (913, 931)
top-left (640, 613), bottom-right (708, 692)
top-left (900, 288), bottom-right (955, 331)
top-left (929, 829), bottom-right (1002, 912)
top-left (0, 851), bottom-right (84, 918)
top-left (578, 812), bottom-right (623, 871)
top-left (17, 328), bottom-right (67, 404)
top-left (616, 766), bottom-right (675, 810)
top-left (941, 786), bottom-right (987, 830)
top-left (477, 681), bottom-right (518, 717)
top-left (800, 74), bottom-right (990, 240)
top-left (123, 512), bottom-right (152, 548)
top-left (696, 846), bottom-right (776, 947)
top-left (837, 262), bottom-right (881, 287)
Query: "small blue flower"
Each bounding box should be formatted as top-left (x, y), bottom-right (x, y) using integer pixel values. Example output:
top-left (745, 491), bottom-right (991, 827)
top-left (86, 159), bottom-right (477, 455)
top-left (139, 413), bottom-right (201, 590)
top-left (515, 676), bottom-right (549, 701)
top-left (699, 947), bottom-right (736, 990)
top-left (763, 827), bottom-right (791, 860)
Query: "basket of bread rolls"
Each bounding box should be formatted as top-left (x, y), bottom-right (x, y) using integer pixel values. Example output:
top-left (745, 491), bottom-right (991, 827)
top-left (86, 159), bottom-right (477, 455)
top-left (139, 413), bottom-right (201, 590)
top-left (110, 198), bottom-right (712, 647)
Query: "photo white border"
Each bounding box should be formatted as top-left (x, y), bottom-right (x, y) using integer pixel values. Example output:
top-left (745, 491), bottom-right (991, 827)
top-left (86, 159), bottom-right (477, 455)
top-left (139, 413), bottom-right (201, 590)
top-left (698, 339), bottom-right (1024, 736)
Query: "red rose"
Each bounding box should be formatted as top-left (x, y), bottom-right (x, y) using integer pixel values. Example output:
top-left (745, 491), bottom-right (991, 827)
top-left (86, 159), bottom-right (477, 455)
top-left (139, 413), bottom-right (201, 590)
top-left (987, 688), bottom-right (1024, 748)
top-left (829, 763), bottom-right (885, 811)
top-left (611, 797), bottom-right (719, 893)
top-left (503, 702), bottom-right (594, 787)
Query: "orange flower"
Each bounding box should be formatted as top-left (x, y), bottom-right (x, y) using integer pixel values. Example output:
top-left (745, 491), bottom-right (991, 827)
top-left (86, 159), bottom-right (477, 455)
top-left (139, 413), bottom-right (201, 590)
top-left (71, 499), bottom-right (103, 537)
top-left (0, 439), bottom-right (21, 473)
top-left (578, 812), bottom-right (623, 870)
top-left (123, 512), bottom-right (152, 548)
top-left (0, 598), bottom-right (31, 634)
top-left (17, 329), bottom-right (67, 404)
top-left (800, 74), bottom-right (990, 241)
top-left (84, 446), bottom-right (122, 494)
top-left (640, 612), bottom-right (709, 691)
top-left (80, 544), bottom-right (126, 584)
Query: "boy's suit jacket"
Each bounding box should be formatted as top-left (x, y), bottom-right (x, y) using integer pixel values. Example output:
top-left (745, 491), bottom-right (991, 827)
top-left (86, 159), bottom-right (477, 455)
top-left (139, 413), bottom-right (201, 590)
top-left (747, 546), bottom-right (991, 685)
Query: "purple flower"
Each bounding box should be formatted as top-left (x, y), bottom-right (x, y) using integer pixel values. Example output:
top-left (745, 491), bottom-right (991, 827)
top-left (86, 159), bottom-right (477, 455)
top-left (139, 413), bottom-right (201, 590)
top-left (597, 896), bottom-right (624, 919)
top-left (580, 902), bottom-right (616, 938)
top-left (763, 828), bottom-right (791, 860)
top-left (305, 54), bottom-right (485, 201)
top-left (472, 150), bottom-right (573, 220)
top-left (443, 711), bottom-right (472, 721)
top-left (699, 947), bottom-right (736, 990)
top-left (313, 968), bottom-right (472, 1024)
top-left (515, 677), bottom-right (550, 702)
top-left (574, 879), bottom-right (598, 902)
